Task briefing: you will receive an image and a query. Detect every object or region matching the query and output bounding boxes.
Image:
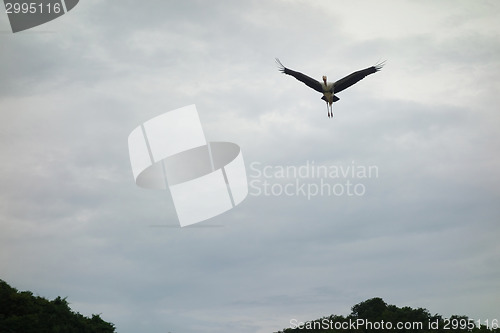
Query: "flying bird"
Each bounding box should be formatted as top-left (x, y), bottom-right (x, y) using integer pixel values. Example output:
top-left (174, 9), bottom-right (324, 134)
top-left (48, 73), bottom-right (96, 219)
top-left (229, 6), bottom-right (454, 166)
top-left (276, 58), bottom-right (384, 118)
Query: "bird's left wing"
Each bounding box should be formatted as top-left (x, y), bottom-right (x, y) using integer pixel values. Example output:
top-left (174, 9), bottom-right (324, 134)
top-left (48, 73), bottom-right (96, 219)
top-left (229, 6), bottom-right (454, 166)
top-left (332, 61), bottom-right (385, 94)
top-left (275, 58), bottom-right (323, 93)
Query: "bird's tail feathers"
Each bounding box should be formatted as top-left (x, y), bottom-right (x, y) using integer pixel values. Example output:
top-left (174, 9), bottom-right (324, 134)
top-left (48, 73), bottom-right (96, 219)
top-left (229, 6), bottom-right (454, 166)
top-left (275, 58), bottom-right (286, 73)
top-left (322, 95), bottom-right (340, 103)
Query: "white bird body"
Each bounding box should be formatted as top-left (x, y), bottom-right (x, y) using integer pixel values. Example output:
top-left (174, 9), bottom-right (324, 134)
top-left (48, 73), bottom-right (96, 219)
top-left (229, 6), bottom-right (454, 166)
top-left (321, 82), bottom-right (336, 105)
top-left (321, 82), bottom-right (334, 91)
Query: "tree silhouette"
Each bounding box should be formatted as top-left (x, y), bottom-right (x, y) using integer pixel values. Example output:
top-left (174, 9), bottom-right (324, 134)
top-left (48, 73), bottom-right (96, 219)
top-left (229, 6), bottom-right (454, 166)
top-left (0, 279), bottom-right (116, 333)
top-left (275, 297), bottom-right (500, 333)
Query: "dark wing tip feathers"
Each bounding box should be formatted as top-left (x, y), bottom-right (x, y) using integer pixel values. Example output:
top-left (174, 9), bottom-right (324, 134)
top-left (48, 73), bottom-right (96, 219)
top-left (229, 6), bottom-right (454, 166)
top-left (374, 60), bottom-right (386, 72)
top-left (275, 58), bottom-right (286, 74)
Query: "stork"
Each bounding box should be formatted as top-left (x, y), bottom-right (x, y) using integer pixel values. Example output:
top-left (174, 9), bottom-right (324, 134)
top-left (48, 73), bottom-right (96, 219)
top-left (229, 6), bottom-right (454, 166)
top-left (276, 58), bottom-right (384, 118)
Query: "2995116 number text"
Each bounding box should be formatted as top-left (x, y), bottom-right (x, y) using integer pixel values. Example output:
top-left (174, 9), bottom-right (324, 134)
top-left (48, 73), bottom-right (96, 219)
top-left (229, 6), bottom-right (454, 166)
top-left (5, 2), bottom-right (62, 14)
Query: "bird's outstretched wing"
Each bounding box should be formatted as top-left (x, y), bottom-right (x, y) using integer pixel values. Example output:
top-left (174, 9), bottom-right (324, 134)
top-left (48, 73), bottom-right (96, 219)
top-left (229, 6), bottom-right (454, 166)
top-left (275, 58), bottom-right (323, 93)
top-left (332, 61), bottom-right (385, 93)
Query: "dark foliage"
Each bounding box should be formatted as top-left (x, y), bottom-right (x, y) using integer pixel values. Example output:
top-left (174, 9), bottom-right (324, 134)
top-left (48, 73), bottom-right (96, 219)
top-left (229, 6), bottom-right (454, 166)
top-left (275, 297), bottom-right (499, 333)
top-left (0, 279), bottom-right (116, 333)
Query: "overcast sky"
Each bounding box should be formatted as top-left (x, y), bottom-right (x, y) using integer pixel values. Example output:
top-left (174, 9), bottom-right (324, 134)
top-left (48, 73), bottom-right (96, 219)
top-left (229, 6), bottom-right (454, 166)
top-left (1, 1), bottom-right (499, 332)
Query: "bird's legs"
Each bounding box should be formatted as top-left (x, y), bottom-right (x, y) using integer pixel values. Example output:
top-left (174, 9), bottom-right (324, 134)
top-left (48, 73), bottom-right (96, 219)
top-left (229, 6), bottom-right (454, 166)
top-left (326, 102), bottom-right (334, 118)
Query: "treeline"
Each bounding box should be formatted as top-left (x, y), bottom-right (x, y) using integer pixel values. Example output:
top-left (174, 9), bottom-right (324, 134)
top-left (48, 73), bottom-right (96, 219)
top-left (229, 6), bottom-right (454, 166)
top-left (276, 297), bottom-right (499, 333)
top-left (0, 279), bottom-right (116, 333)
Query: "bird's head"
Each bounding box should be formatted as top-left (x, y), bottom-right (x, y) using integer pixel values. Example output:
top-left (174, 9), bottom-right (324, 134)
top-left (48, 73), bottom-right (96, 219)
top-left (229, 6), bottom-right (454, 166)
top-left (322, 75), bottom-right (327, 85)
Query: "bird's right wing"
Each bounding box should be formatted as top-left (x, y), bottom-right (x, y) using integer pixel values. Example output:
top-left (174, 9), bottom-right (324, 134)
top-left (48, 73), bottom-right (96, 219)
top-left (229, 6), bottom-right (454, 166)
top-left (332, 61), bottom-right (385, 94)
top-left (275, 58), bottom-right (323, 93)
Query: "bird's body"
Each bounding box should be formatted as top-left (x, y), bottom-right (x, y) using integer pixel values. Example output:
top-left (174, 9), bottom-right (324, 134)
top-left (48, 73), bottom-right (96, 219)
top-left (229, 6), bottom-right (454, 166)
top-left (320, 82), bottom-right (336, 106)
top-left (276, 58), bottom-right (384, 118)
top-left (321, 82), bottom-right (334, 91)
